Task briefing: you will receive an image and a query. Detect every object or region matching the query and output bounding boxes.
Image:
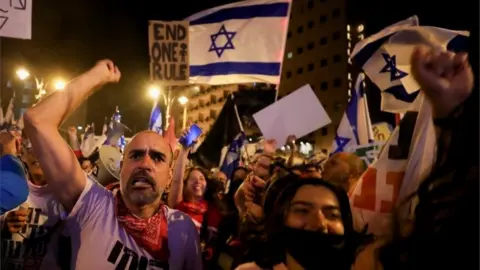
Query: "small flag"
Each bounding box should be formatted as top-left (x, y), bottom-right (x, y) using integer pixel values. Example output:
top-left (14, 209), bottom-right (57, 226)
top-left (187, 0), bottom-right (292, 85)
top-left (4, 95), bottom-right (14, 125)
top-left (220, 132), bottom-right (246, 179)
top-left (331, 73), bottom-right (374, 154)
top-left (81, 123), bottom-right (96, 158)
top-left (149, 100), bottom-right (163, 135)
top-left (104, 107), bottom-right (128, 146)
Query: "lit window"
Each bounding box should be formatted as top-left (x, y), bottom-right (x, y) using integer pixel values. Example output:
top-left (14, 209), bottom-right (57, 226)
top-left (347, 24), bottom-right (350, 31)
top-left (358, 34), bottom-right (364, 40)
top-left (287, 52), bottom-right (293, 59)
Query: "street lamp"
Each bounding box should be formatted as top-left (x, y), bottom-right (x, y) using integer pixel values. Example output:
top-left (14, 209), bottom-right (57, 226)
top-left (53, 79), bottom-right (66, 90)
top-left (15, 68), bottom-right (67, 99)
top-left (148, 85), bottom-right (161, 100)
top-left (178, 96), bottom-right (189, 129)
top-left (16, 68), bottom-right (30, 80)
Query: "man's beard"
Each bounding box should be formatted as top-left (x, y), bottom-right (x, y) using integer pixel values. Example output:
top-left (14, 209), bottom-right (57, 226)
top-left (124, 170), bottom-right (162, 206)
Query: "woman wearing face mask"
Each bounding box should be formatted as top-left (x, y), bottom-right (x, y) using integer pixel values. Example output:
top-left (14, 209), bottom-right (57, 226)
top-left (236, 176), bottom-right (372, 270)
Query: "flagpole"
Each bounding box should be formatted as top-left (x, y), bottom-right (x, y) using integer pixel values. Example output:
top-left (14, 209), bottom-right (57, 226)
top-left (231, 94), bottom-right (250, 163)
top-left (165, 86), bottom-right (172, 131)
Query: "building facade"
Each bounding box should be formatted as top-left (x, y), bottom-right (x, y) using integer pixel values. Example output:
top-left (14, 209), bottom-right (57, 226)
top-left (278, 0), bottom-right (365, 152)
top-left (182, 83), bottom-right (269, 134)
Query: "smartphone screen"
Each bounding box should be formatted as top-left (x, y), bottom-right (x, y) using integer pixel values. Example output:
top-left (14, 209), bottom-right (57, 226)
top-left (179, 124), bottom-right (203, 148)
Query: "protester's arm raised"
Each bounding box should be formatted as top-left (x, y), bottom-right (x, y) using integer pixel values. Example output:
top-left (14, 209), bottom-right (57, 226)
top-left (23, 60), bottom-right (120, 212)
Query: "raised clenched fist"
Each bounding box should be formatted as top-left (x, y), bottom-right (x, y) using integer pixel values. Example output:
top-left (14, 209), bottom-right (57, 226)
top-left (411, 45), bottom-right (473, 118)
top-left (89, 60), bottom-right (121, 85)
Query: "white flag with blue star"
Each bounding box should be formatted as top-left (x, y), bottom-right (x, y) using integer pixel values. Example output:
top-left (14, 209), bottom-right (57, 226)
top-left (351, 16), bottom-right (469, 113)
top-left (149, 100), bottom-right (163, 135)
top-left (331, 73), bottom-right (374, 154)
top-left (186, 0), bottom-right (291, 85)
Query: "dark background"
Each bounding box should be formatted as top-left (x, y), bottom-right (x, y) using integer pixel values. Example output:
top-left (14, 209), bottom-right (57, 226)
top-left (1, 0), bottom-right (477, 134)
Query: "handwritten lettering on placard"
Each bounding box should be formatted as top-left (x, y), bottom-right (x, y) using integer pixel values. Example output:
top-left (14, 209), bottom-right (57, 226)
top-left (149, 20), bottom-right (189, 85)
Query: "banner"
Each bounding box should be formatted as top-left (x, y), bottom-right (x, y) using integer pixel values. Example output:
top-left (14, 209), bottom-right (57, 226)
top-left (148, 20), bottom-right (189, 85)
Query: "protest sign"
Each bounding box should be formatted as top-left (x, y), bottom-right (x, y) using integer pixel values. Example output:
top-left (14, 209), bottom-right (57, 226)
top-left (0, 0), bottom-right (32, 39)
top-left (148, 20), bottom-right (189, 85)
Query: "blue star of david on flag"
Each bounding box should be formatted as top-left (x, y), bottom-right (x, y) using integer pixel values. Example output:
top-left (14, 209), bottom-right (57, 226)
top-left (333, 135), bottom-right (350, 154)
top-left (379, 53), bottom-right (408, 81)
top-left (209, 24), bottom-right (236, 58)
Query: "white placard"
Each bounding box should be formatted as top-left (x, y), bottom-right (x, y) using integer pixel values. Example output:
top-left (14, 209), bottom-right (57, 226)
top-left (0, 0), bottom-right (32, 39)
top-left (253, 84), bottom-right (331, 148)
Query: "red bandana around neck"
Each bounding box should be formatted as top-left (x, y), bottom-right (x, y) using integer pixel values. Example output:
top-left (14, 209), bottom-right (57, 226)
top-left (114, 193), bottom-right (169, 262)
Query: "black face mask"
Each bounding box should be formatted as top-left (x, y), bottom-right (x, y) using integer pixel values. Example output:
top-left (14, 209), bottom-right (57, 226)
top-left (282, 226), bottom-right (351, 270)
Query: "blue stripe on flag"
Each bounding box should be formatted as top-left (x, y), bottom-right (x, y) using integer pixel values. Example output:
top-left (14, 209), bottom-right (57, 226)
top-left (190, 3), bottom-right (289, 26)
top-left (190, 62), bottom-right (280, 76)
top-left (384, 85), bottom-right (419, 103)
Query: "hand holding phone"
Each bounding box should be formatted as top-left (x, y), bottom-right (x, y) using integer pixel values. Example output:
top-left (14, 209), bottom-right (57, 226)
top-left (179, 124), bottom-right (203, 148)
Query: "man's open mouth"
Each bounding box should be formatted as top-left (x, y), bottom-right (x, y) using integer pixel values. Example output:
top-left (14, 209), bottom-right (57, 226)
top-left (131, 178), bottom-right (154, 189)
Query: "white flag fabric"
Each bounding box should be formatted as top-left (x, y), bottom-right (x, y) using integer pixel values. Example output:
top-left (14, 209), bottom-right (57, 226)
top-left (331, 73), bottom-right (374, 154)
top-left (4, 96), bottom-right (14, 124)
top-left (349, 93), bottom-right (436, 236)
top-left (81, 124), bottom-right (97, 158)
top-left (187, 0), bottom-right (291, 85)
top-left (149, 100), bottom-right (163, 135)
top-left (351, 16), bottom-right (469, 113)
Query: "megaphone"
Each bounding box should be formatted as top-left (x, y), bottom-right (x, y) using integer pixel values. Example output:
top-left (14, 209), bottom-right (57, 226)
top-left (92, 145), bottom-right (123, 186)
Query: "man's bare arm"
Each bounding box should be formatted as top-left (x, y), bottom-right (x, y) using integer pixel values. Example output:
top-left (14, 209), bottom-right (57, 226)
top-left (23, 61), bottom-right (120, 211)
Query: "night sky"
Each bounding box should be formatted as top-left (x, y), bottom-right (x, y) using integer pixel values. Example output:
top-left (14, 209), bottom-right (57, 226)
top-left (1, 0), bottom-right (476, 135)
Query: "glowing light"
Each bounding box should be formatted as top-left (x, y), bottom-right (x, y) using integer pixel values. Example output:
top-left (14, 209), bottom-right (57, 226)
top-left (16, 68), bottom-right (30, 80)
top-left (148, 85), bottom-right (161, 99)
top-left (53, 79), bottom-right (66, 90)
top-left (178, 96), bottom-right (189, 105)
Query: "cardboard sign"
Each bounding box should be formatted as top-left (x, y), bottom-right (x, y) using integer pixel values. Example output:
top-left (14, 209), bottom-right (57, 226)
top-left (149, 20), bottom-right (189, 85)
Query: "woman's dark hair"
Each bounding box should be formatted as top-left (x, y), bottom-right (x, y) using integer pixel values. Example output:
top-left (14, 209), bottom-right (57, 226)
top-left (379, 39), bottom-right (479, 269)
top-left (257, 176), bottom-right (373, 268)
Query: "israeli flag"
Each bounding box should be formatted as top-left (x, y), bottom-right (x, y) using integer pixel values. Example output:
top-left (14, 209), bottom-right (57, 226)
top-left (220, 132), bottom-right (245, 180)
top-left (149, 101), bottom-right (163, 135)
top-left (331, 73), bottom-right (374, 154)
top-left (187, 0), bottom-right (291, 85)
top-left (351, 16), bottom-right (469, 113)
